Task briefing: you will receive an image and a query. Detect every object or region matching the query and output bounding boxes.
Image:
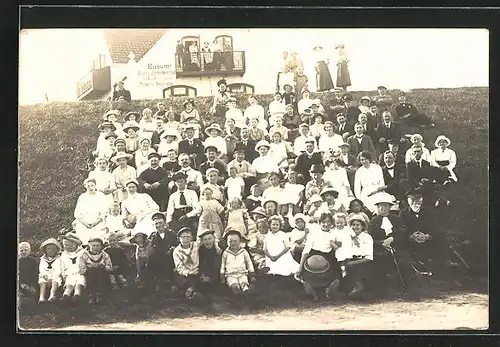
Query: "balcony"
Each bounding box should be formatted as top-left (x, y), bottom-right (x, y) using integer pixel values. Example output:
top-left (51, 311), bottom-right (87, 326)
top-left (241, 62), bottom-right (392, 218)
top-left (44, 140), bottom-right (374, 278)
top-left (175, 51), bottom-right (245, 77)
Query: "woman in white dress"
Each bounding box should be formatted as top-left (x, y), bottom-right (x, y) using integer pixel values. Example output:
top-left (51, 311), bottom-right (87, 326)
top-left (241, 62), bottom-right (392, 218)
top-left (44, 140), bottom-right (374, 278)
top-left (318, 121), bottom-right (344, 154)
top-left (354, 151), bottom-right (385, 214)
top-left (298, 88), bottom-right (314, 115)
top-left (111, 152), bottom-right (137, 203)
top-left (189, 41), bottom-right (199, 66)
top-left (264, 215), bottom-right (300, 277)
top-left (323, 153), bottom-right (354, 207)
top-left (430, 135), bottom-right (458, 183)
top-left (138, 108), bottom-right (156, 142)
top-left (134, 137), bottom-right (156, 176)
top-left (252, 140), bottom-right (279, 180)
top-left (88, 157), bottom-right (116, 208)
top-left (121, 179), bottom-right (160, 237)
top-left (268, 132), bottom-right (293, 168)
top-left (73, 178), bottom-right (108, 246)
top-left (244, 95), bottom-right (267, 130)
top-left (405, 133), bottom-right (431, 163)
top-left (157, 128), bottom-right (180, 166)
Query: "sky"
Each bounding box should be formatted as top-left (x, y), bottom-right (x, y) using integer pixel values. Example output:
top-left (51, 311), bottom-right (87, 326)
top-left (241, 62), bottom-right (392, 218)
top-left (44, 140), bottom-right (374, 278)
top-left (19, 28), bottom-right (489, 105)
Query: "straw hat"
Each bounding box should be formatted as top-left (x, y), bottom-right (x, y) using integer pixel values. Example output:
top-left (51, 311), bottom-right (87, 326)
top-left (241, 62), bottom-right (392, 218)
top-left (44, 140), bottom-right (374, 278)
top-left (122, 121), bottom-right (140, 133)
top-left (434, 135), bottom-right (451, 147)
top-left (250, 207), bottom-right (267, 218)
top-left (61, 233), bottom-right (82, 246)
top-left (309, 194), bottom-right (323, 204)
top-left (205, 123), bottom-right (223, 136)
top-left (319, 187), bottom-right (339, 198)
top-left (111, 152), bottom-right (133, 164)
top-left (373, 192), bottom-right (397, 206)
top-left (348, 213), bottom-right (368, 230)
top-left (255, 139), bottom-right (271, 151)
top-left (162, 128), bottom-right (179, 140)
top-left (40, 238), bottom-right (61, 252)
top-left (290, 213), bottom-right (309, 229)
top-left (103, 109), bottom-right (121, 120)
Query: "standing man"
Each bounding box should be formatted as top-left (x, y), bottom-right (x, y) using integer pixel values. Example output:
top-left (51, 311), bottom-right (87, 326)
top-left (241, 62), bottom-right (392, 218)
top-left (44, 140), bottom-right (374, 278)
top-left (138, 152), bottom-right (170, 212)
top-left (112, 81), bottom-right (131, 102)
top-left (372, 86), bottom-right (393, 113)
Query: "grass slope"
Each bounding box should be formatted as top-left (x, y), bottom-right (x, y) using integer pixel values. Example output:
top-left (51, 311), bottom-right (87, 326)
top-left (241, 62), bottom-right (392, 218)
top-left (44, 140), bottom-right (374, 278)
top-left (19, 87), bottom-right (488, 275)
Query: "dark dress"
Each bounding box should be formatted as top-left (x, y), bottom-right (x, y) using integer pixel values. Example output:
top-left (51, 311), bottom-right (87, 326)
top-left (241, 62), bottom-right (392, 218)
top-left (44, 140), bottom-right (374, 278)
top-left (137, 166), bottom-right (170, 211)
top-left (316, 61), bottom-right (334, 91)
top-left (336, 61), bottom-right (351, 88)
top-left (19, 256), bottom-right (39, 296)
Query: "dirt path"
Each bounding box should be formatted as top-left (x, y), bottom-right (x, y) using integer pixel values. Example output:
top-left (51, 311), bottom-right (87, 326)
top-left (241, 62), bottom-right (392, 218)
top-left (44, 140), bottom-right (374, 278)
top-left (49, 292), bottom-right (487, 331)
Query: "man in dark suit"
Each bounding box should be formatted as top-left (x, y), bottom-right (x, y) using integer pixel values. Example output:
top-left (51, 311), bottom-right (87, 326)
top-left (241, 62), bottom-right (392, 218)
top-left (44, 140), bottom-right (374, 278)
top-left (374, 111), bottom-right (403, 153)
top-left (238, 127), bottom-right (258, 163)
top-left (380, 151), bottom-right (408, 202)
top-left (178, 124), bottom-right (206, 169)
top-left (294, 139), bottom-right (323, 184)
top-left (367, 101), bottom-right (382, 125)
top-left (406, 146), bottom-right (432, 189)
top-left (347, 123), bottom-right (377, 159)
top-left (335, 113), bottom-right (354, 140)
top-left (393, 92), bottom-right (435, 128)
top-left (399, 188), bottom-right (448, 275)
top-left (199, 146), bottom-right (227, 183)
top-left (341, 93), bottom-right (361, 126)
top-left (112, 81), bottom-right (132, 102)
top-left (337, 142), bottom-right (358, 189)
top-left (358, 113), bottom-right (376, 141)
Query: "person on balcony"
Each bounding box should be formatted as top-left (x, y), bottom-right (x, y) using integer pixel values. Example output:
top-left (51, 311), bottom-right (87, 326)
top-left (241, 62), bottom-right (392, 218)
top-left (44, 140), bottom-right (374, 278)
top-left (201, 41), bottom-right (214, 71)
top-left (112, 81), bottom-right (131, 103)
top-left (189, 41), bottom-right (200, 69)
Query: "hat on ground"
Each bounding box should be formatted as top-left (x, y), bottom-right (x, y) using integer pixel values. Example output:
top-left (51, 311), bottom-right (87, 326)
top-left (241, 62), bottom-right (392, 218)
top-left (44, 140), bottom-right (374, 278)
top-left (310, 164), bottom-right (325, 174)
top-left (98, 121), bottom-right (117, 132)
top-left (309, 194), bottom-right (323, 204)
top-left (151, 212), bottom-right (166, 221)
top-left (124, 178), bottom-right (139, 187)
top-left (435, 135), bottom-right (451, 147)
top-left (104, 132), bottom-right (118, 140)
top-left (217, 78), bottom-right (227, 87)
top-left (250, 207), bottom-right (267, 218)
top-left (61, 233), bottom-right (82, 246)
top-left (302, 254), bottom-right (333, 288)
top-left (198, 229), bottom-right (215, 239)
top-left (290, 213), bottom-right (309, 228)
top-left (122, 121), bottom-right (140, 133)
top-left (373, 192), bottom-right (397, 206)
top-left (255, 139), bottom-right (271, 151)
top-left (204, 145), bottom-right (218, 153)
top-left (205, 123), bottom-right (223, 136)
top-left (172, 171), bottom-right (188, 181)
top-left (125, 112), bottom-right (141, 121)
top-left (377, 86), bottom-right (388, 90)
top-left (183, 98), bottom-right (195, 108)
top-left (177, 227), bottom-right (193, 237)
top-left (348, 213), bottom-right (368, 230)
top-left (319, 187), bottom-right (339, 198)
top-left (114, 138), bottom-right (126, 146)
top-left (148, 152), bottom-right (161, 160)
top-left (162, 128), bottom-right (179, 140)
top-left (304, 254), bottom-right (331, 274)
top-left (111, 152), bottom-right (133, 164)
top-left (40, 238), bottom-right (62, 252)
top-left (360, 96), bottom-right (371, 102)
top-left (103, 109), bottom-right (121, 120)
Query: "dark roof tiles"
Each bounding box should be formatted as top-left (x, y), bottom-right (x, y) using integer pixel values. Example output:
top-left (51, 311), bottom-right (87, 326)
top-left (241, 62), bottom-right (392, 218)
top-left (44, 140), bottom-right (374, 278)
top-left (103, 29), bottom-right (166, 64)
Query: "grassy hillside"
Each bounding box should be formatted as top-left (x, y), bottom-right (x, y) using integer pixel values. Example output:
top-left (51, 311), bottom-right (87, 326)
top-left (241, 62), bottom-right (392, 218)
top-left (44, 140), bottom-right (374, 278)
top-left (19, 87), bottom-right (488, 274)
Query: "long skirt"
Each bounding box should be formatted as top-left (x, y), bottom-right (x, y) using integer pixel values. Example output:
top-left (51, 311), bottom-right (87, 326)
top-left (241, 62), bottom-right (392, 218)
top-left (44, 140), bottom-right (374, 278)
top-left (336, 62), bottom-right (351, 88)
top-left (316, 60), bottom-right (334, 91)
top-left (302, 249), bottom-right (341, 289)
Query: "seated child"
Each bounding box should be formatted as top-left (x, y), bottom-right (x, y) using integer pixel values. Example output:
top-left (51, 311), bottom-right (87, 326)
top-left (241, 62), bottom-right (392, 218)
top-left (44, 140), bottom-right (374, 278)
top-left (78, 237), bottom-right (114, 304)
top-left (18, 241), bottom-right (38, 300)
top-left (305, 194), bottom-right (324, 223)
top-left (121, 232), bottom-right (152, 288)
top-left (264, 215), bottom-right (300, 277)
top-left (38, 238), bottom-right (63, 304)
top-left (220, 229), bottom-right (256, 301)
top-left (289, 214), bottom-right (310, 263)
top-left (104, 233), bottom-right (130, 290)
top-left (225, 198), bottom-right (249, 238)
top-left (225, 166), bottom-right (245, 202)
top-left (172, 227), bottom-right (202, 301)
top-left (104, 203), bottom-right (130, 242)
top-left (246, 211), bottom-right (269, 271)
top-left (198, 230), bottom-right (223, 294)
top-left (60, 234), bottom-right (86, 302)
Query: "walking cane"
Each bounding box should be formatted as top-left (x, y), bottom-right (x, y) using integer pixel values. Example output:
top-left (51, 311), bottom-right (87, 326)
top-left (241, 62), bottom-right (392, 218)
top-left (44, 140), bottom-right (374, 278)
top-left (388, 247), bottom-right (408, 294)
top-left (449, 245), bottom-right (471, 270)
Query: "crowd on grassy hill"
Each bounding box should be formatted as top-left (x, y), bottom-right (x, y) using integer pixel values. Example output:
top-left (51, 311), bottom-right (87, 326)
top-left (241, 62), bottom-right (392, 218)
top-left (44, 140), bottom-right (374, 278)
top-left (19, 76), bottom-right (468, 311)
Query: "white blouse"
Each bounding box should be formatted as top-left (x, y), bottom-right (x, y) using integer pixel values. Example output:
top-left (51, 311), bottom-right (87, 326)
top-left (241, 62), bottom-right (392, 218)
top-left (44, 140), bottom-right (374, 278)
top-left (244, 104), bottom-right (267, 130)
top-left (303, 224), bottom-right (337, 254)
top-left (226, 108), bottom-right (246, 128)
top-left (298, 98), bottom-right (313, 115)
top-left (88, 169), bottom-right (117, 194)
top-left (293, 135), bottom-right (319, 156)
top-left (252, 155), bottom-right (279, 174)
top-left (74, 191), bottom-right (108, 223)
top-left (204, 136), bottom-right (228, 156)
top-left (121, 193), bottom-right (159, 220)
top-left (318, 133), bottom-right (344, 153)
top-left (354, 164), bottom-right (385, 199)
top-left (348, 232), bottom-right (374, 261)
top-left (430, 148), bottom-right (457, 170)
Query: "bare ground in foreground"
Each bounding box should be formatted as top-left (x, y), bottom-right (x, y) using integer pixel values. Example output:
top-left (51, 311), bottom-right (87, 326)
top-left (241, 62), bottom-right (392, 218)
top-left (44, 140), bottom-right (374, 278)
top-left (33, 292), bottom-right (487, 331)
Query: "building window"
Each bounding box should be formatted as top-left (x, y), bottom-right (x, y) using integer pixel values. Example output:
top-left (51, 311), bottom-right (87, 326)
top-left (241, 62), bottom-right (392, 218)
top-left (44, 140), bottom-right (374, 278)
top-left (163, 85), bottom-right (197, 98)
top-left (227, 83), bottom-right (255, 95)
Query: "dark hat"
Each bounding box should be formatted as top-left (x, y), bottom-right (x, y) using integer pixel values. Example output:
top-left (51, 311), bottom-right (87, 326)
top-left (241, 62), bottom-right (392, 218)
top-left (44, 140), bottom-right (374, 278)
top-left (177, 227), bottom-right (193, 237)
top-left (125, 111), bottom-right (140, 120)
top-left (198, 229), bottom-right (215, 239)
top-left (369, 100), bottom-right (378, 107)
top-left (223, 228), bottom-right (249, 242)
top-left (301, 108), bottom-right (313, 116)
top-left (104, 131), bottom-right (118, 140)
top-left (98, 121), bottom-right (117, 131)
top-left (151, 212), bottom-right (166, 221)
top-left (283, 84), bottom-right (293, 90)
top-left (217, 78), bottom-right (227, 87)
top-left (205, 145), bottom-right (218, 153)
top-left (114, 138), bottom-right (126, 146)
top-left (387, 138), bottom-right (400, 145)
top-left (183, 98), bottom-right (195, 108)
top-left (148, 152), bottom-right (161, 160)
top-left (405, 187), bottom-right (424, 198)
top-left (377, 85), bottom-right (388, 90)
top-left (234, 142), bottom-right (246, 153)
top-left (172, 171), bottom-right (188, 181)
top-left (342, 94), bottom-right (353, 102)
top-left (309, 164), bottom-right (325, 174)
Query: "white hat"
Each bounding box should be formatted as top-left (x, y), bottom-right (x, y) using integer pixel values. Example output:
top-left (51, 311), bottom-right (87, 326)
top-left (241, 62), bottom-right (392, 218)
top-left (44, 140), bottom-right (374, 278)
top-left (162, 128), bottom-right (179, 140)
top-left (122, 121), bottom-right (140, 133)
top-left (255, 140), bottom-right (271, 151)
top-left (111, 152), bottom-right (133, 164)
top-left (360, 96), bottom-right (371, 102)
top-left (435, 135), bottom-right (451, 147)
top-left (309, 194), bottom-right (323, 204)
top-left (290, 213), bottom-right (309, 229)
top-left (373, 192), bottom-right (396, 206)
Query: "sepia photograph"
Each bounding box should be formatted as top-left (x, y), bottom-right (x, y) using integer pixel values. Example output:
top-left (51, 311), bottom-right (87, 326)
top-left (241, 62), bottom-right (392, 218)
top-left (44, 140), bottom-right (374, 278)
top-left (18, 27), bottom-right (489, 331)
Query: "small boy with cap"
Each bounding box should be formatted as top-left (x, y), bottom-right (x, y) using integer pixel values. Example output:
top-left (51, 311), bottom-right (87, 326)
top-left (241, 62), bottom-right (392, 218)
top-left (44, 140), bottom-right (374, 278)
top-left (220, 229), bottom-right (256, 303)
top-left (104, 233), bottom-right (130, 291)
top-left (60, 233), bottom-right (86, 301)
top-left (38, 238), bottom-right (63, 303)
top-left (198, 229), bottom-right (223, 294)
top-left (18, 241), bottom-right (38, 300)
top-left (172, 227), bottom-right (203, 301)
top-left (282, 83), bottom-right (296, 106)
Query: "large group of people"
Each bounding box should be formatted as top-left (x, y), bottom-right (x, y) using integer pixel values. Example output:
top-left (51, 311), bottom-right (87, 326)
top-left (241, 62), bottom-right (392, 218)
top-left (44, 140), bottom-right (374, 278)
top-left (19, 76), bottom-right (463, 311)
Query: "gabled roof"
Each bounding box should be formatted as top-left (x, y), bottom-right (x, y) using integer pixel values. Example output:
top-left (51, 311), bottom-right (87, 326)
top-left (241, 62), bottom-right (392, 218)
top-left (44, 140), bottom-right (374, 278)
top-left (103, 29), bottom-right (166, 64)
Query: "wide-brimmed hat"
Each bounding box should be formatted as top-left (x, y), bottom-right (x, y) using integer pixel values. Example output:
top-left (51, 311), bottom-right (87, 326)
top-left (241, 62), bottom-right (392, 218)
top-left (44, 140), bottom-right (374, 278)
top-left (283, 84), bottom-right (293, 90)
top-left (373, 192), bottom-right (397, 206)
top-left (124, 111), bottom-right (140, 121)
top-left (205, 123), bottom-right (223, 136)
top-left (183, 98), bottom-right (195, 108)
top-left (250, 207), bottom-right (267, 218)
top-left (304, 254), bottom-right (331, 274)
top-left (104, 131), bottom-right (118, 140)
top-left (103, 109), bottom-right (121, 120)
top-left (98, 121), bottom-right (117, 131)
top-left (122, 121), bottom-right (140, 133)
top-left (162, 128), bottom-right (179, 140)
top-left (310, 164), bottom-right (325, 174)
top-left (111, 152), bottom-right (133, 164)
top-left (255, 139), bottom-right (271, 151)
top-left (217, 78), bottom-right (227, 87)
top-left (348, 213), bottom-right (368, 229)
top-left (435, 135), bottom-right (451, 147)
top-left (320, 187), bottom-right (339, 198)
top-left (309, 194), bottom-right (323, 204)
top-left (61, 233), bottom-right (83, 247)
top-left (302, 256), bottom-right (334, 288)
top-left (40, 238), bottom-right (61, 252)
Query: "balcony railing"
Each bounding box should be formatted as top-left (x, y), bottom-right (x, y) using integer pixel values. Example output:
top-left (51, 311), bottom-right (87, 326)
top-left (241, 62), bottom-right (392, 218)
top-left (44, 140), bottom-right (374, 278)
top-left (175, 51), bottom-right (245, 77)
